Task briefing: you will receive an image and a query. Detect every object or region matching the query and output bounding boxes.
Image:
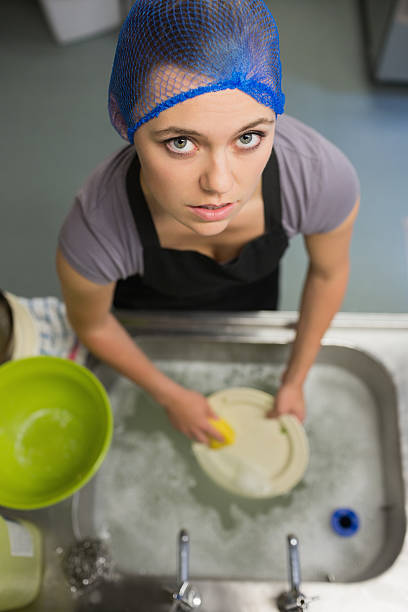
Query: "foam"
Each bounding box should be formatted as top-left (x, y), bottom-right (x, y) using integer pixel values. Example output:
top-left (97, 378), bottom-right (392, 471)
top-left (90, 360), bottom-right (387, 581)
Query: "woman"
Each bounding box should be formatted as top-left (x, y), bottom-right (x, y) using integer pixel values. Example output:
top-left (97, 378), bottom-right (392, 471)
top-left (57, 0), bottom-right (360, 443)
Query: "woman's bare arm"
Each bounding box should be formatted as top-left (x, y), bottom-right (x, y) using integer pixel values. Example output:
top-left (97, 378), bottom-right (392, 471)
top-left (56, 249), bottom-right (222, 443)
top-left (271, 198), bottom-right (360, 421)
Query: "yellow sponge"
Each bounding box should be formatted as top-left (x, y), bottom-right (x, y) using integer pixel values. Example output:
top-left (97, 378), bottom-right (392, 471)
top-left (208, 418), bottom-right (236, 449)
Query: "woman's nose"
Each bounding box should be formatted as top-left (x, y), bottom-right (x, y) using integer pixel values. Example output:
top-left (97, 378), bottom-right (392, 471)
top-left (199, 153), bottom-right (234, 196)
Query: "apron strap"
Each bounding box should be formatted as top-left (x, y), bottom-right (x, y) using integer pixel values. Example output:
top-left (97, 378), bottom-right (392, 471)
top-left (126, 154), bottom-right (160, 247)
top-left (263, 147), bottom-right (282, 232)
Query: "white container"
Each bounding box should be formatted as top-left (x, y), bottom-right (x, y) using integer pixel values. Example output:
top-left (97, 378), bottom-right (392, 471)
top-left (0, 515), bottom-right (43, 610)
top-left (38, 0), bottom-right (122, 45)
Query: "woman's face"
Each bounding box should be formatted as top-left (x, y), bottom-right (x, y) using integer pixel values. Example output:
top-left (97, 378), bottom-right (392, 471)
top-left (133, 88), bottom-right (276, 237)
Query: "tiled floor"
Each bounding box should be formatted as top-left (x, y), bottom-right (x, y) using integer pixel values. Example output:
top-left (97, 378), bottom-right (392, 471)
top-left (1, 0), bottom-right (407, 312)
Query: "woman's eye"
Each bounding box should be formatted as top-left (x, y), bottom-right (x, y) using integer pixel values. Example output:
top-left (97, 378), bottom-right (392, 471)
top-left (166, 137), bottom-right (195, 154)
top-left (237, 132), bottom-right (262, 149)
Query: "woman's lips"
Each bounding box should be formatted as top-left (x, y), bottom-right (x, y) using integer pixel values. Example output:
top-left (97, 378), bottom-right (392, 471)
top-left (188, 201), bottom-right (238, 221)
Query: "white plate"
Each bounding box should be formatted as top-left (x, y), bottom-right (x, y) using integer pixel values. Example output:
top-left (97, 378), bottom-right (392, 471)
top-left (192, 387), bottom-right (309, 498)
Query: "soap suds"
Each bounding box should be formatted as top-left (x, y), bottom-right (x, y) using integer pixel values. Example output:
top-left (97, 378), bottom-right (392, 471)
top-left (79, 360), bottom-right (388, 582)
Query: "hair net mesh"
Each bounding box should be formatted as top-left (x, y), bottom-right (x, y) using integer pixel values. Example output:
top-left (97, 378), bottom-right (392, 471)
top-left (108, 0), bottom-right (285, 143)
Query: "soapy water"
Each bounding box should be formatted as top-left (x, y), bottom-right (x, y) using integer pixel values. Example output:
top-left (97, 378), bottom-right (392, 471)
top-left (84, 360), bottom-right (387, 582)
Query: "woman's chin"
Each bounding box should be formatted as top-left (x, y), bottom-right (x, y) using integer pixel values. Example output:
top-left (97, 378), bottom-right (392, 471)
top-left (187, 218), bottom-right (231, 237)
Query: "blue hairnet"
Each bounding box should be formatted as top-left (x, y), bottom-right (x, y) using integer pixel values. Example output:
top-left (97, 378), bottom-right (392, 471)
top-left (108, 0), bottom-right (285, 143)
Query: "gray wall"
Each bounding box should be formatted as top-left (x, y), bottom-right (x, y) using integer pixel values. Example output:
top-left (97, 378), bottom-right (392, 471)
top-left (1, 0), bottom-right (407, 312)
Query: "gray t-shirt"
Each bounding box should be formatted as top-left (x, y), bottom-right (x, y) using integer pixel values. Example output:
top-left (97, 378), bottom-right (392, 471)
top-left (58, 114), bottom-right (360, 285)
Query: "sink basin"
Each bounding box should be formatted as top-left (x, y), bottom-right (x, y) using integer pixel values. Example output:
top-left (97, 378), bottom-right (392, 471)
top-left (12, 313), bottom-right (406, 611)
top-left (77, 332), bottom-right (405, 579)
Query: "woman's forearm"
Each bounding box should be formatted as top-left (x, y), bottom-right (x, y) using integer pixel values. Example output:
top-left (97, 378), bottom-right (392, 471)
top-left (282, 261), bottom-right (349, 386)
top-left (74, 312), bottom-right (183, 405)
top-left (73, 313), bottom-right (225, 441)
top-left (56, 252), bottom-right (218, 439)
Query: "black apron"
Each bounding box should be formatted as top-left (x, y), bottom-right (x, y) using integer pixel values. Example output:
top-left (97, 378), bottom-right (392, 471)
top-left (114, 148), bottom-right (289, 311)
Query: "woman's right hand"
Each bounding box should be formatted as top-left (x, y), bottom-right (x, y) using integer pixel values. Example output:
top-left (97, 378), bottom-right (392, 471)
top-left (161, 386), bottom-right (225, 445)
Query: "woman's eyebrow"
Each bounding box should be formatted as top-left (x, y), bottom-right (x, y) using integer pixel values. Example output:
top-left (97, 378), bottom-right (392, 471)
top-left (152, 117), bottom-right (275, 138)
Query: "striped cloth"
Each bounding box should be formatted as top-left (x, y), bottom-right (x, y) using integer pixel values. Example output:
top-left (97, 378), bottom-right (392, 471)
top-left (16, 296), bottom-right (88, 364)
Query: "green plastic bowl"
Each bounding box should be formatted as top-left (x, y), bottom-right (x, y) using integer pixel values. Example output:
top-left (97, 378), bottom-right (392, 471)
top-left (0, 356), bottom-right (113, 509)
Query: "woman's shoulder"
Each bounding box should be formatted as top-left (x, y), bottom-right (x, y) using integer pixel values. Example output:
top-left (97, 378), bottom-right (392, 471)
top-left (274, 114), bottom-right (352, 164)
top-left (79, 145), bottom-right (135, 210)
top-left (58, 146), bottom-right (143, 284)
top-left (274, 115), bottom-right (360, 238)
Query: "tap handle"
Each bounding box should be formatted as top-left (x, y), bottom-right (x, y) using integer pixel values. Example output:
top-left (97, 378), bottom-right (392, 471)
top-left (287, 534), bottom-right (301, 593)
top-left (178, 529), bottom-right (190, 585)
top-left (278, 535), bottom-right (318, 611)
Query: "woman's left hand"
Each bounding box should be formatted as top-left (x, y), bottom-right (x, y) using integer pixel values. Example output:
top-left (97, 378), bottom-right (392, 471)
top-left (266, 382), bottom-right (305, 423)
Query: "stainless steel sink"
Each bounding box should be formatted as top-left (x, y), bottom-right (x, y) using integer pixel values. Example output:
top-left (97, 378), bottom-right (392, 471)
top-left (10, 312), bottom-right (406, 611)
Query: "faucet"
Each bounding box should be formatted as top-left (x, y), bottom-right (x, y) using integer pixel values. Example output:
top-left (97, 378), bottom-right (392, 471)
top-left (170, 529), bottom-right (202, 610)
top-left (277, 534), bottom-right (315, 611)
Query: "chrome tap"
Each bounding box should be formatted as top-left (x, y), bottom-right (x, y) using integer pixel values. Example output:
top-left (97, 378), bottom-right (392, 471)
top-left (178, 529), bottom-right (190, 585)
top-left (170, 529), bottom-right (202, 610)
top-left (277, 534), bottom-right (315, 611)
